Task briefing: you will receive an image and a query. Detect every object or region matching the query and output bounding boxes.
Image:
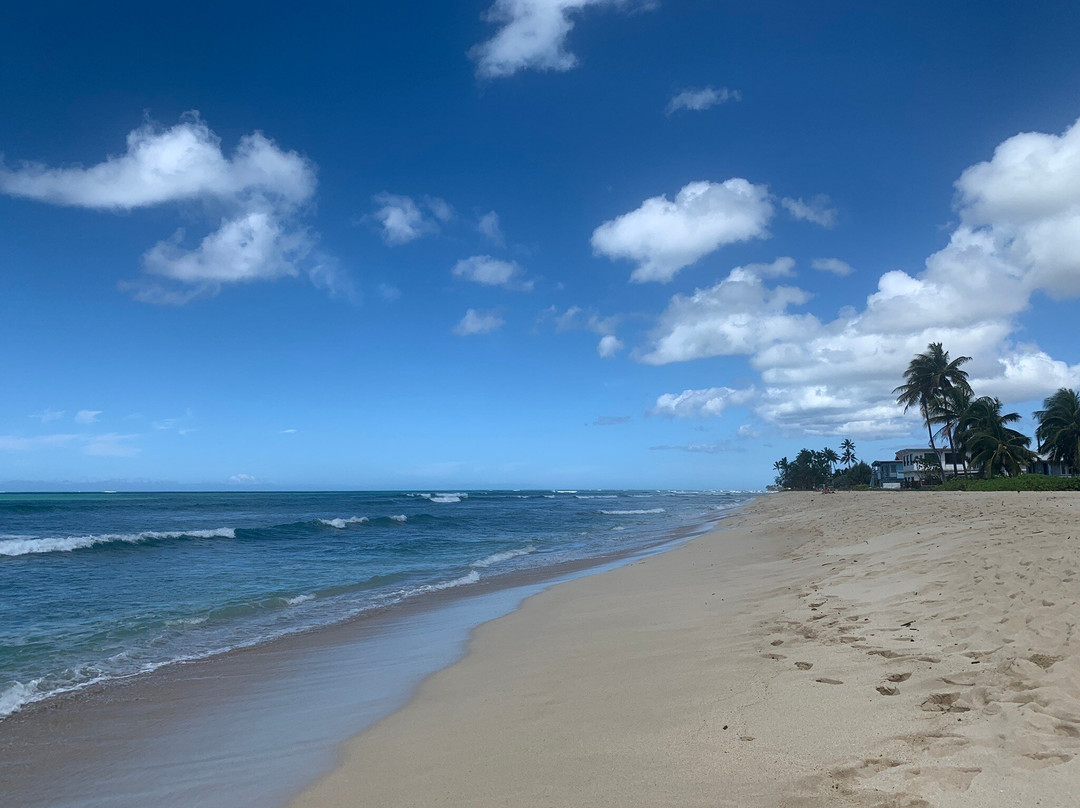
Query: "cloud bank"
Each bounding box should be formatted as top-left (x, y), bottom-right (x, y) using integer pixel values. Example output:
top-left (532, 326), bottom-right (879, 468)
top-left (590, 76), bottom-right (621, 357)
top-left (645, 118), bottom-right (1080, 438)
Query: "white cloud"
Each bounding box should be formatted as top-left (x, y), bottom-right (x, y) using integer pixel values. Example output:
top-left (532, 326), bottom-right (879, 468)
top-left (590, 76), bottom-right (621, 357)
top-left (453, 308), bottom-right (505, 336)
top-left (230, 473), bottom-right (258, 484)
top-left (592, 179), bottom-right (773, 282)
top-left (31, 408), bottom-right (65, 423)
top-left (639, 266), bottom-right (814, 365)
top-left (478, 211), bottom-right (505, 245)
top-left (666, 86), bottom-right (741, 115)
top-left (0, 113), bottom-right (330, 304)
top-left (75, 409), bottom-right (102, 424)
top-left (781, 195), bottom-right (838, 228)
top-left (640, 119), bottom-right (1080, 438)
top-left (650, 386), bottom-right (756, 418)
top-left (470, 0), bottom-right (631, 79)
top-left (452, 255), bottom-right (532, 290)
top-left (378, 282), bottom-right (401, 303)
top-left (0, 432), bottom-right (139, 456)
top-left (811, 257), bottom-right (854, 276)
top-left (280, 428), bottom-right (297, 434)
top-left (542, 305), bottom-right (619, 336)
top-left (597, 334), bottom-right (624, 357)
top-left (371, 193), bottom-right (444, 245)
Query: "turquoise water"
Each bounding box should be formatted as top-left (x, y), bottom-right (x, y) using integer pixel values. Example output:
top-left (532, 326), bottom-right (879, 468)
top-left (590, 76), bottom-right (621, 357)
top-left (0, 489), bottom-right (754, 718)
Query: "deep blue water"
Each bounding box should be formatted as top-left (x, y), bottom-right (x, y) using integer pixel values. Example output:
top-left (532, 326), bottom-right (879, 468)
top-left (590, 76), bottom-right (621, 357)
top-left (0, 489), bottom-right (754, 718)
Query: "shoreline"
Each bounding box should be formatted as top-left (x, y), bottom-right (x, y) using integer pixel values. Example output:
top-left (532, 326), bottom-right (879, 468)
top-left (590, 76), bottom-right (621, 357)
top-left (0, 500), bottom-right (747, 808)
top-left (291, 491), bottom-right (1080, 807)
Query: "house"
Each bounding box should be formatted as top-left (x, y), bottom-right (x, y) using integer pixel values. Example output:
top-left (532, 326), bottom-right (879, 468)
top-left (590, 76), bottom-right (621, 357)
top-left (870, 459), bottom-right (903, 489)
top-left (871, 447), bottom-right (966, 487)
top-left (1026, 453), bottom-right (1074, 477)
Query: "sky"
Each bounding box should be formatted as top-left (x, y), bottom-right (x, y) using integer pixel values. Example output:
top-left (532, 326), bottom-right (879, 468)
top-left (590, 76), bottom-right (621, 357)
top-left (3, 0), bottom-right (1080, 490)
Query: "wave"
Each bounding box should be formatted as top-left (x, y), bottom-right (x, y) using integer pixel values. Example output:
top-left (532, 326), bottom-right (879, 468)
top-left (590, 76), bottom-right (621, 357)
top-left (318, 516), bottom-right (370, 529)
top-left (471, 545), bottom-right (536, 568)
top-left (284, 593), bottom-right (315, 606)
top-left (0, 528), bottom-right (236, 557)
top-left (389, 514), bottom-right (407, 523)
top-left (398, 570), bottom-right (480, 596)
top-left (575, 494), bottom-right (617, 499)
top-left (599, 508), bottom-right (665, 515)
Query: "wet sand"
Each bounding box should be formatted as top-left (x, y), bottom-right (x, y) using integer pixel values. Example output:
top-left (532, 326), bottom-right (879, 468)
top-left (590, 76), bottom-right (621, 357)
top-left (292, 492), bottom-right (1080, 807)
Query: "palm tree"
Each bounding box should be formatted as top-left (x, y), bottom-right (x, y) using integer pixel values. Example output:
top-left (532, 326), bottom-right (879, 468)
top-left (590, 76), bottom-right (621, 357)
top-left (962, 397), bottom-right (1035, 477)
top-left (840, 438), bottom-right (856, 467)
top-left (1035, 388), bottom-right (1080, 474)
top-left (932, 387), bottom-right (975, 475)
top-left (821, 447), bottom-right (839, 476)
top-left (894, 343), bottom-right (973, 479)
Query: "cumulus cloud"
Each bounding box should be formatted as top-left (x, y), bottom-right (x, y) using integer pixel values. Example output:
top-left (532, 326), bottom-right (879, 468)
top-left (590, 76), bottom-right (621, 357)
top-left (811, 257), bottom-right (854, 276)
top-left (597, 334), bottom-right (624, 357)
top-left (229, 473), bottom-right (257, 484)
top-left (642, 117), bottom-right (1080, 438)
top-left (666, 86), bottom-right (741, 115)
top-left (452, 255), bottom-right (533, 290)
top-left (591, 179), bottom-right (773, 282)
top-left (470, 0), bottom-right (633, 79)
top-left (781, 195), bottom-right (838, 228)
top-left (650, 386), bottom-right (756, 418)
top-left (75, 409), bottom-right (102, 424)
top-left (371, 193), bottom-right (453, 245)
top-left (478, 211), bottom-right (505, 245)
top-left (0, 113), bottom-right (331, 303)
top-left (453, 308), bottom-right (505, 336)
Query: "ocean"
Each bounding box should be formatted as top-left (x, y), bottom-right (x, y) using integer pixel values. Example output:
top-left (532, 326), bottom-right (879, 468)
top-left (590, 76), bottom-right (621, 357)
top-left (0, 489), bottom-right (756, 721)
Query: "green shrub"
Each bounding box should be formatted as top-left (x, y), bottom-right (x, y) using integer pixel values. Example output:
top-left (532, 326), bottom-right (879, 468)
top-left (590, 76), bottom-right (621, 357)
top-left (938, 474), bottom-right (1080, 492)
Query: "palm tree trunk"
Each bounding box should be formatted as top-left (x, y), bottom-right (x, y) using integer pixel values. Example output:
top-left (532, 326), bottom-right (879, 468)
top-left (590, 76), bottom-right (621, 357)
top-left (923, 401), bottom-right (945, 484)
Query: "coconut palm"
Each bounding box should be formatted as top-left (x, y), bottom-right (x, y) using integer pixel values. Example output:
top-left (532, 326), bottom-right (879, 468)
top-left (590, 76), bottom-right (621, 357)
top-left (821, 447), bottom-right (840, 475)
top-left (931, 386), bottom-right (975, 475)
top-left (1035, 388), bottom-right (1080, 474)
top-left (839, 438), bottom-right (856, 467)
top-left (962, 397), bottom-right (1035, 478)
top-left (894, 343), bottom-right (973, 479)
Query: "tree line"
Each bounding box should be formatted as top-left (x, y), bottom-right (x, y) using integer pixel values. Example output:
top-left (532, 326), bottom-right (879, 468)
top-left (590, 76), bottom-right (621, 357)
top-left (771, 343), bottom-right (1080, 489)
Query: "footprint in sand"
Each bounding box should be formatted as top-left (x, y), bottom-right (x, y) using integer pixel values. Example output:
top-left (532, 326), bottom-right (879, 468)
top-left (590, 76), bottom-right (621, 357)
top-left (816, 678), bottom-right (843, 685)
top-left (795, 661), bottom-right (814, 670)
top-left (770, 639), bottom-right (784, 646)
top-left (886, 672), bottom-right (912, 682)
top-left (876, 684), bottom-right (900, 696)
top-left (763, 653), bottom-right (787, 660)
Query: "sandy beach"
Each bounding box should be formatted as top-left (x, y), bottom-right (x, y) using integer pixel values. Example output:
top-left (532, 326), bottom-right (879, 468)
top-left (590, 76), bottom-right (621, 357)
top-left (292, 492), bottom-right (1080, 808)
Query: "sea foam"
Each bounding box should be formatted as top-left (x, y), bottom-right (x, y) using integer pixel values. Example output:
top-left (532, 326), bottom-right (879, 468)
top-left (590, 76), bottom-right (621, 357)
top-left (0, 528), bottom-right (236, 557)
top-left (318, 516), bottom-right (369, 529)
top-left (471, 545), bottom-right (536, 568)
top-left (599, 508), bottom-right (665, 515)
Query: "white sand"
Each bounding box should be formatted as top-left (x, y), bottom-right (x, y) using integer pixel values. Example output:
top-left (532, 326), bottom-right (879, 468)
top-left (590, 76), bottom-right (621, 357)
top-left (291, 492), bottom-right (1080, 807)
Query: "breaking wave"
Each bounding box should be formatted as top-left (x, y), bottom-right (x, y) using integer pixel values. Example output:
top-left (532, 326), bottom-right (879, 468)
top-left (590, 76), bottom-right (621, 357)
top-left (471, 545), bottom-right (536, 568)
top-left (599, 508), bottom-right (665, 516)
top-left (0, 528), bottom-right (236, 558)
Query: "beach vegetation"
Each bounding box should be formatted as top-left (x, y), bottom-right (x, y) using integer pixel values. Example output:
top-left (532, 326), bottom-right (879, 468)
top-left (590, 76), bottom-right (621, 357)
top-left (773, 443), bottom-right (866, 489)
top-left (832, 460), bottom-right (872, 488)
top-left (840, 438), bottom-right (857, 466)
top-left (1034, 388), bottom-right (1080, 474)
top-left (959, 396), bottom-right (1035, 478)
top-left (940, 474), bottom-right (1080, 492)
top-left (893, 343), bottom-right (973, 479)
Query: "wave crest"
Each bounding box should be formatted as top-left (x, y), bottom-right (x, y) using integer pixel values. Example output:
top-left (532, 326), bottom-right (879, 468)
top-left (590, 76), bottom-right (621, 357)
top-left (471, 545), bottom-right (536, 568)
top-left (0, 528), bottom-right (236, 558)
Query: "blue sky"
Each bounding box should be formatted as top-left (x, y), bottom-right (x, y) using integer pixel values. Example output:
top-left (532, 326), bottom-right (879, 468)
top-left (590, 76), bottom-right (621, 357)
top-left (4, 1), bottom-right (1080, 490)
